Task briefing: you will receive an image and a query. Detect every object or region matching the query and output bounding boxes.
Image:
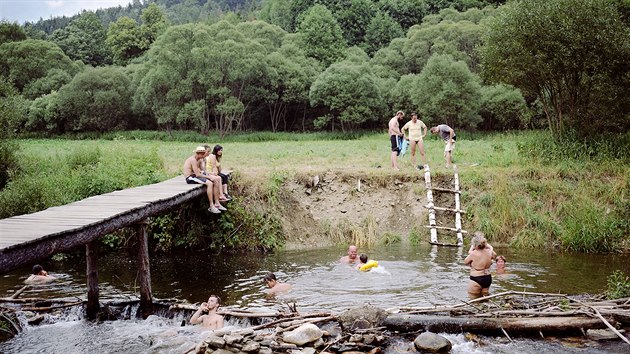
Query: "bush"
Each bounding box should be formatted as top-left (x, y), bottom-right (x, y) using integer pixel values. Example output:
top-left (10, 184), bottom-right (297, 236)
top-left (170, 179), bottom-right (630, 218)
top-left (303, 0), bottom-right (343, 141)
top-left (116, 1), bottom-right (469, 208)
top-left (606, 270), bottom-right (630, 299)
top-left (0, 140), bottom-right (19, 190)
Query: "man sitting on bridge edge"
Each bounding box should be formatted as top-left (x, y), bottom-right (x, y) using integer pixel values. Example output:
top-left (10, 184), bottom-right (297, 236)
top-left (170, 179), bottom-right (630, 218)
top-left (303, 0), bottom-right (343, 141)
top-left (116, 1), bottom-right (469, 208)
top-left (183, 146), bottom-right (227, 214)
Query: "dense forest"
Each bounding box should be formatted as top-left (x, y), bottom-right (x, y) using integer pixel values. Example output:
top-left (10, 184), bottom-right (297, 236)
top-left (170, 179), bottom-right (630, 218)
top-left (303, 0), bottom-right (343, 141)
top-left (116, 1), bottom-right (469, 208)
top-left (0, 0), bottom-right (628, 139)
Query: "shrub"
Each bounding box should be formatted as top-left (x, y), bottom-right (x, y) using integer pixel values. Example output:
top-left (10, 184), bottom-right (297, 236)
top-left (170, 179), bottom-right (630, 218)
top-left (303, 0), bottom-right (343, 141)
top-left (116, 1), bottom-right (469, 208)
top-left (606, 270), bottom-right (630, 299)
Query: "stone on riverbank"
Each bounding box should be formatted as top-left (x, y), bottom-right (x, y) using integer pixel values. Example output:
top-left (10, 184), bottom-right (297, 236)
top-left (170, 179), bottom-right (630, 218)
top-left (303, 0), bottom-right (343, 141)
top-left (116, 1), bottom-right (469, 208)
top-left (413, 332), bottom-right (452, 352)
top-left (282, 323), bottom-right (323, 345)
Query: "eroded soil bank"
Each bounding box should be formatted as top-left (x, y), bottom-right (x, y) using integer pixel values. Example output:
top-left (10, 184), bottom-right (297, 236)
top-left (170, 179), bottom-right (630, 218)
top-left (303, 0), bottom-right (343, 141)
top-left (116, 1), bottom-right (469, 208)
top-left (266, 170), bottom-right (462, 249)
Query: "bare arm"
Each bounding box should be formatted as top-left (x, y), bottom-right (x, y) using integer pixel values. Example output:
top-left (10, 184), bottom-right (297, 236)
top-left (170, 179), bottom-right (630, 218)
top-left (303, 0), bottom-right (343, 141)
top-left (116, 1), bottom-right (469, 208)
top-left (190, 303), bottom-right (207, 324)
top-left (464, 254), bottom-right (473, 266)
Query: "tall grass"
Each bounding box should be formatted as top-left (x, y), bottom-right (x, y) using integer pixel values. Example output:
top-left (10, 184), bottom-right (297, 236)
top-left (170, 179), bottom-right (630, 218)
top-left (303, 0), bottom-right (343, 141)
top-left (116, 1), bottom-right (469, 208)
top-left (3, 130), bottom-right (628, 253)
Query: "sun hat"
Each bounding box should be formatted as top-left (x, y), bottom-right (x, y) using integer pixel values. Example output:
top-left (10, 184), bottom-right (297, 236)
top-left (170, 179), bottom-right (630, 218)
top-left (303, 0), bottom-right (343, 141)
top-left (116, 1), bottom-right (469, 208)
top-left (195, 146), bottom-right (206, 153)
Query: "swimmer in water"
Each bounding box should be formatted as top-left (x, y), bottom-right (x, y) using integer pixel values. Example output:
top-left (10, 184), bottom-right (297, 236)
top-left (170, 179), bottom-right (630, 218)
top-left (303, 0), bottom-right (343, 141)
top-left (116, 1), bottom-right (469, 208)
top-left (464, 234), bottom-right (496, 298)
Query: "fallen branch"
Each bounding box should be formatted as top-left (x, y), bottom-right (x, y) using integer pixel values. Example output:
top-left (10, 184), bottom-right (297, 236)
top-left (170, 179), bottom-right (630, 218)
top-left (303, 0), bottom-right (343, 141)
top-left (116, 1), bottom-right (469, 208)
top-left (251, 312), bottom-right (333, 331)
top-left (9, 285), bottom-right (29, 299)
top-left (20, 301), bottom-right (84, 312)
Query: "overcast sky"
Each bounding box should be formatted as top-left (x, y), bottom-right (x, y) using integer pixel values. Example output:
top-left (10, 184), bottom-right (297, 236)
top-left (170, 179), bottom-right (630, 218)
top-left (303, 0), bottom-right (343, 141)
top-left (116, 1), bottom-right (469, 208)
top-left (1, 0), bottom-right (132, 24)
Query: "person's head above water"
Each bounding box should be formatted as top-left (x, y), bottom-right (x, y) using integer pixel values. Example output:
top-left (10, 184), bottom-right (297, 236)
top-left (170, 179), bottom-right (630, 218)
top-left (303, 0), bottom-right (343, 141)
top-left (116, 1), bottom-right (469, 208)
top-left (264, 272), bottom-right (277, 287)
top-left (496, 255), bottom-right (506, 266)
top-left (472, 234), bottom-right (488, 250)
top-left (347, 245), bottom-right (358, 260)
top-left (32, 264), bottom-right (44, 275)
top-left (359, 254), bottom-right (368, 264)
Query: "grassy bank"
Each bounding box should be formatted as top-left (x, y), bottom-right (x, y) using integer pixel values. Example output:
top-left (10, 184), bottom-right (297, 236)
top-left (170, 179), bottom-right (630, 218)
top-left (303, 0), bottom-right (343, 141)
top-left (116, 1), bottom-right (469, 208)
top-left (1, 131), bottom-right (628, 253)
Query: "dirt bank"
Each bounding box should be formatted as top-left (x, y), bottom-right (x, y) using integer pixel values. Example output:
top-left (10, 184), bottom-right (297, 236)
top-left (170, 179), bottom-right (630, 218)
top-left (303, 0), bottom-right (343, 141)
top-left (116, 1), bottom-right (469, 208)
top-left (268, 170), bottom-right (465, 250)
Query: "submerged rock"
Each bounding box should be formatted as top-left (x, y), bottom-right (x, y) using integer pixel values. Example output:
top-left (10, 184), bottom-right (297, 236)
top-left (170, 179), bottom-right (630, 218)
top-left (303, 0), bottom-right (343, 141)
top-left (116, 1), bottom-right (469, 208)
top-left (337, 304), bottom-right (389, 330)
top-left (282, 323), bottom-right (323, 345)
top-left (413, 332), bottom-right (452, 352)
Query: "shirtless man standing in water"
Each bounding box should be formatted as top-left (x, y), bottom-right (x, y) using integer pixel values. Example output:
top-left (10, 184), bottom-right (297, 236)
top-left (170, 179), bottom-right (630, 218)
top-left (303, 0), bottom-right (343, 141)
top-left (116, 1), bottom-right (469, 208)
top-left (464, 234), bottom-right (496, 298)
top-left (190, 295), bottom-right (224, 329)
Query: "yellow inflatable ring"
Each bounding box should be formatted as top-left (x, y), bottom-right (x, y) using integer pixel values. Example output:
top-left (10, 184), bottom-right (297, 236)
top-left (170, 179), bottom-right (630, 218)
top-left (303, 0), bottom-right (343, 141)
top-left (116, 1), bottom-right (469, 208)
top-left (359, 260), bottom-right (378, 272)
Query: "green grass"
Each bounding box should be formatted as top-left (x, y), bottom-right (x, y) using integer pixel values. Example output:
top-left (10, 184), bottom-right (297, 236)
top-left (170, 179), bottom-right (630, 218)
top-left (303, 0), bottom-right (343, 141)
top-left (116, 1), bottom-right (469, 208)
top-left (2, 130), bottom-right (628, 253)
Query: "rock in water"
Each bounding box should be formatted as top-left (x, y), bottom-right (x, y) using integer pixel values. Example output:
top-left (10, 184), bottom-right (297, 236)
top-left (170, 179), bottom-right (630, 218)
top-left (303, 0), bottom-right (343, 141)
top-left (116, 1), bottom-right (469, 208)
top-left (413, 332), bottom-right (452, 352)
top-left (282, 323), bottom-right (323, 346)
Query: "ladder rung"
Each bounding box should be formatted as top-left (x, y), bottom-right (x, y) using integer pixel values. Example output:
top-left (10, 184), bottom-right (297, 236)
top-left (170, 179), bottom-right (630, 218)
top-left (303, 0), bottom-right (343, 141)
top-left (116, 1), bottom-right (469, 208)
top-left (425, 226), bottom-right (468, 233)
top-left (424, 205), bottom-right (466, 214)
top-left (428, 187), bottom-right (460, 193)
top-left (429, 241), bottom-right (463, 247)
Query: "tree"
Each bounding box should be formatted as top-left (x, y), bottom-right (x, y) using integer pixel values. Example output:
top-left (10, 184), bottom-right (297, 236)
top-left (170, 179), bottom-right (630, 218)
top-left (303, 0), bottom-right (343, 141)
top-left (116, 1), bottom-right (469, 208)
top-left (56, 66), bottom-right (133, 132)
top-left (363, 11), bottom-right (404, 56)
top-left (0, 78), bottom-right (24, 189)
top-left (411, 54), bottom-right (481, 128)
top-left (107, 4), bottom-right (168, 65)
top-left (310, 56), bottom-right (386, 131)
top-left (51, 12), bottom-right (112, 66)
top-left (262, 44), bottom-right (320, 131)
top-left (478, 84), bottom-right (528, 130)
top-left (107, 17), bottom-right (144, 65)
top-left (297, 5), bottom-right (347, 67)
top-left (0, 39), bottom-right (79, 95)
top-left (378, 0), bottom-right (429, 30)
top-left (139, 3), bottom-right (168, 47)
top-left (0, 21), bottom-right (27, 45)
top-left (259, 0), bottom-right (293, 32)
top-left (480, 0), bottom-right (630, 137)
top-left (402, 14), bottom-right (487, 73)
top-left (335, 0), bottom-right (376, 46)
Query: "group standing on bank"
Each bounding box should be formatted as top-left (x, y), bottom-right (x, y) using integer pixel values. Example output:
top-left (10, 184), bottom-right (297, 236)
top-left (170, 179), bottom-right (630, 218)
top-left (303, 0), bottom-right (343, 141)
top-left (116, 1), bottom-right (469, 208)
top-left (389, 110), bottom-right (456, 170)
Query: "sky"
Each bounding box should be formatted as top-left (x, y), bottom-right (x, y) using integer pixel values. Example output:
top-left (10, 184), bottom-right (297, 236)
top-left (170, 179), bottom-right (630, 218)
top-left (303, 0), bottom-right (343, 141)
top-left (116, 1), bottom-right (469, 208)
top-left (1, 0), bottom-right (132, 24)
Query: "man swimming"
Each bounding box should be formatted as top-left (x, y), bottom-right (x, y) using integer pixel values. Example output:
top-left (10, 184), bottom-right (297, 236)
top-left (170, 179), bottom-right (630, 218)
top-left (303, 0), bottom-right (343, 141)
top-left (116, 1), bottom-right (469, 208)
top-left (339, 245), bottom-right (359, 264)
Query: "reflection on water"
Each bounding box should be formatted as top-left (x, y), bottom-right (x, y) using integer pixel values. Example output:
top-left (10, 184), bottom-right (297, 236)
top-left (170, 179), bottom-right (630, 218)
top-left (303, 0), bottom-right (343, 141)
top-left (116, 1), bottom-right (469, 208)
top-left (1, 244), bottom-right (629, 353)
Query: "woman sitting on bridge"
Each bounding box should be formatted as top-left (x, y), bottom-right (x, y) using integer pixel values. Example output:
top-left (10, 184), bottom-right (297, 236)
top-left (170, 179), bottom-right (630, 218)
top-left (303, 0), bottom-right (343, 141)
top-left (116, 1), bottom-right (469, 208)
top-left (464, 234), bottom-right (496, 298)
top-left (206, 145), bottom-right (232, 201)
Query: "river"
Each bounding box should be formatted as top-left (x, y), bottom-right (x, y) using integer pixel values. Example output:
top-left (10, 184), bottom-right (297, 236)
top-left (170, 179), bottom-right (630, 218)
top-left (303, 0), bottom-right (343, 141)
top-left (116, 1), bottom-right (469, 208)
top-left (1, 244), bottom-right (629, 353)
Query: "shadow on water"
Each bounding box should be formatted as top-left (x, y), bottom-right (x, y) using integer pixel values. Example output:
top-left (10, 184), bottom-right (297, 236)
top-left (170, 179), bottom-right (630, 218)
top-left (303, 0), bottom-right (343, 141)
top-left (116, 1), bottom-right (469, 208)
top-left (1, 244), bottom-right (629, 353)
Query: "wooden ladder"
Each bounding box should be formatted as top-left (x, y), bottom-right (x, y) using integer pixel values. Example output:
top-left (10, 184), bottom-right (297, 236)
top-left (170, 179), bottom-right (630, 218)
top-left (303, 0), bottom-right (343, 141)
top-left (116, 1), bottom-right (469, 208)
top-left (423, 164), bottom-right (466, 247)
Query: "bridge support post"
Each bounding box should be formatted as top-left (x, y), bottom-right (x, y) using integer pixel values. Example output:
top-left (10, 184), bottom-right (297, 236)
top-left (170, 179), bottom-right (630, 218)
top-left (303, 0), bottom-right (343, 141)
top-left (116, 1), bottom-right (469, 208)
top-left (136, 219), bottom-right (153, 318)
top-left (86, 241), bottom-right (99, 319)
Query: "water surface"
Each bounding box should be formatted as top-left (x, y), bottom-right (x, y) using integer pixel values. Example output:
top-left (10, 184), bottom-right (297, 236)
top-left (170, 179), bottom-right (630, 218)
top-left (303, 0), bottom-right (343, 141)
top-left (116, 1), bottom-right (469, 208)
top-left (1, 244), bottom-right (628, 353)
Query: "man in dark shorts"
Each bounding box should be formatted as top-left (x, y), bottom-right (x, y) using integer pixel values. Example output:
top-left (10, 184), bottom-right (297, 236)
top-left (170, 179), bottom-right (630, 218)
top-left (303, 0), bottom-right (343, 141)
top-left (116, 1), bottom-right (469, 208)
top-left (388, 111), bottom-right (404, 170)
top-left (183, 146), bottom-right (224, 214)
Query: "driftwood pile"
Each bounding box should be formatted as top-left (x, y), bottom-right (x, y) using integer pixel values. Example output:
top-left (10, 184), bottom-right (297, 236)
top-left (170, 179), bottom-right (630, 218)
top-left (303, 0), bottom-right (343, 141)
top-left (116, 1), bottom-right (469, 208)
top-left (2, 290), bottom-right (629, 352)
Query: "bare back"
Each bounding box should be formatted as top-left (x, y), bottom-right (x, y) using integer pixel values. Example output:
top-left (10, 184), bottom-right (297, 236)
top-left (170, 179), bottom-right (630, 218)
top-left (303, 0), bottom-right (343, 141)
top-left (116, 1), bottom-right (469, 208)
top-left (464, 250), bottom-right (494, 276)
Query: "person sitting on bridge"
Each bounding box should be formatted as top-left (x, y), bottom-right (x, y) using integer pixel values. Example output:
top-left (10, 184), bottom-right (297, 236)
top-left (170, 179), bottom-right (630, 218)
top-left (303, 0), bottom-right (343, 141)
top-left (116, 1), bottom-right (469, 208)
top-left (24, 264), bottom-right (56, 284)
top-left (201, 144), bottom-right (230, 202)
top-left (264, 272), bottom-right (292, 294)
top-left (183, 146), bottom-right (227, 214)
top-left (190, 295), bottom-right (224, 329)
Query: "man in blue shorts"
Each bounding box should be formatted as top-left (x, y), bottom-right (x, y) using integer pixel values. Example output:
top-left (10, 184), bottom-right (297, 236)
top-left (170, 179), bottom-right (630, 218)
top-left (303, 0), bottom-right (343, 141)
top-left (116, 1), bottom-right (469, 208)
top-left (183, 146), bottom-right (226, 214)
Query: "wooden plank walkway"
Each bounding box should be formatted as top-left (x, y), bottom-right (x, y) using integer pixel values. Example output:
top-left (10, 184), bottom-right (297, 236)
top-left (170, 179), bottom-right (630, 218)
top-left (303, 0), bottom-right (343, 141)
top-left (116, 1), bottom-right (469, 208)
top-left (0, 176), bottom-right (206, 274)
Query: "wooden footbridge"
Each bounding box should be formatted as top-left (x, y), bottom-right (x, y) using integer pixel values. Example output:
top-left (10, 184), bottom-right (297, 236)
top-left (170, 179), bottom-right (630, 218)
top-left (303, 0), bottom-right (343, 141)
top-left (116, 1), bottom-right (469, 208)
top-left (0, 176), bottom-right (208, 318)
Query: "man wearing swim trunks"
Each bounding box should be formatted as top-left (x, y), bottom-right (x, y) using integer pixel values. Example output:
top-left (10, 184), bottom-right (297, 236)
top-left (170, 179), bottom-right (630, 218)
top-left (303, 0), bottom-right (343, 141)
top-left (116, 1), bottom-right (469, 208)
top-left (183, 146), bottom-right (224, 214)
top-left (430, 124), bottom-right (456, 168)
top-left (388, 111), bottom-right (404, 170)
top-left (401, 112), bottom-right (428, 170)
top-left (464, 233), bottom-right (496, 298)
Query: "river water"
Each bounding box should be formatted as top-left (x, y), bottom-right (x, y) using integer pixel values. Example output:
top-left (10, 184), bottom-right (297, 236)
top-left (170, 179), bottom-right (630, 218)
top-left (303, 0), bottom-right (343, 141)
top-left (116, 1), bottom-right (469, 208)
top-left (1, 244), bottom-right (629, 353)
